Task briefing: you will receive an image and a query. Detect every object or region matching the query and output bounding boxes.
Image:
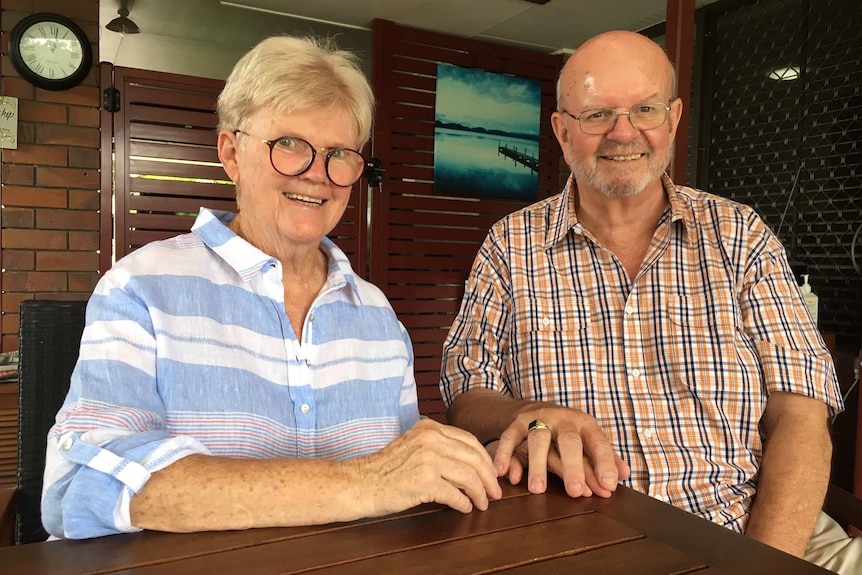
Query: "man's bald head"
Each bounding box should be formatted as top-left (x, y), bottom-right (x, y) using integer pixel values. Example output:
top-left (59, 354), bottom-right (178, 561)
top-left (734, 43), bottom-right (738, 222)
top-left (556, 31), bottom-right (677, 112)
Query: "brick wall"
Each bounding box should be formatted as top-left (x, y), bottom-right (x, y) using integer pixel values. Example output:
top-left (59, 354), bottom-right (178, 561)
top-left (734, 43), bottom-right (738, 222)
top-left (0, 0), bottom-right (100, 351)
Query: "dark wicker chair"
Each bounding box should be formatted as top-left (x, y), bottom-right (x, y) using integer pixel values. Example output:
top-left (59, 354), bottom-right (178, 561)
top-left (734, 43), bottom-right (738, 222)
top-left (15, 299), bottom-right (87, 544)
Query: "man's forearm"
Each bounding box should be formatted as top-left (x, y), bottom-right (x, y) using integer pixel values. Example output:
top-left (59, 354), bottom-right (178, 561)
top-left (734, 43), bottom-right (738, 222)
top-left (745, 394), bottom-right (831, 557)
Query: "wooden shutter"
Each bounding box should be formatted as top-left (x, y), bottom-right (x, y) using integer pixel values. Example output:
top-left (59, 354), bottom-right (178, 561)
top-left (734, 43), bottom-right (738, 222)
top-left (371, 20), bottom-right (564, 420)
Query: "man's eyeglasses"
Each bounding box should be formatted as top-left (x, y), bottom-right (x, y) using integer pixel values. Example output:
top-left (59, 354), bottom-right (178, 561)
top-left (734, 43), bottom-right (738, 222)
top-left (561, 102), bottom-right (673, 135)
top-left (235, 131), bottom-right (367, 187)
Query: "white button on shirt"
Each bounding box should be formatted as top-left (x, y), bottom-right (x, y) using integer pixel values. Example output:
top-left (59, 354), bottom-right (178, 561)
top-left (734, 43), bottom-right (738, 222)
top-left (300, 404), bottom-right (311, 414)
top-left (630, 368), bottom-right (641, 378)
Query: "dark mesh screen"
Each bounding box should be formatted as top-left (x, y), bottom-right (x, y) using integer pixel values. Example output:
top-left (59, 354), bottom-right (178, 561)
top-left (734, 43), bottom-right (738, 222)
top-left (704, 0), bottom-right (861, 339)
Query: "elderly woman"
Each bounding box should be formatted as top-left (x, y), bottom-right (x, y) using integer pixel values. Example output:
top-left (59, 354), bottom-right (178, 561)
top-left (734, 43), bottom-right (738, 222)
top-left (42, 36), bottom-right (500, 540)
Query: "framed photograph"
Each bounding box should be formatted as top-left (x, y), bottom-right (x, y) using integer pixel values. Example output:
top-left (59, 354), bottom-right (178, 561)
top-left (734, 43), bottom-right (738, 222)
top-left (434, 64), bottom-right (542, 200)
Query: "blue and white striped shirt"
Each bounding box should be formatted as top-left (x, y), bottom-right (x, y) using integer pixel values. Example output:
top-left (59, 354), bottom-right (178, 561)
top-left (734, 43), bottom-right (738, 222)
top-left (43, 208), bottom-right (420, 539)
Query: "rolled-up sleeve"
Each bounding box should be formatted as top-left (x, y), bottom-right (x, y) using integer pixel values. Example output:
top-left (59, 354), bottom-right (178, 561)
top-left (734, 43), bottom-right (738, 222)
top-left (440, 227), bottom-right (514, 408)
top-left (42, 271), bottom-right (209, 539)
top-left (740, 223), bottom-right (843, 415)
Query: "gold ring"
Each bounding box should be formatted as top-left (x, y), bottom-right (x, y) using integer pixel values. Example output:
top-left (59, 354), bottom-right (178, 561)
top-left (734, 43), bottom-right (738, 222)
top-left (527, 419), bottom-right (550, 432)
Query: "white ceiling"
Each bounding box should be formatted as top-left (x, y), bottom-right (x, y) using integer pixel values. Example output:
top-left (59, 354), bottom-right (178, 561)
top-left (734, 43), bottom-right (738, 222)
top-left (99, 0), bottom-right (719, 79)
top-left (217, 0), bottom-right (718, 53)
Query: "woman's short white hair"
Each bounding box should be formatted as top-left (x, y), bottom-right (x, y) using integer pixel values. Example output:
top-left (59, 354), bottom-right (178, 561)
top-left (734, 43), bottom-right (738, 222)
top-left (217, 35), bottom-right (374, 147)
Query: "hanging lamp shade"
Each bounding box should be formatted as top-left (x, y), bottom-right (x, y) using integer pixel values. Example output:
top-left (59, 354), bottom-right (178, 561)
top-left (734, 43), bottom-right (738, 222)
top-left (106, 9), bottom-right (140, 34)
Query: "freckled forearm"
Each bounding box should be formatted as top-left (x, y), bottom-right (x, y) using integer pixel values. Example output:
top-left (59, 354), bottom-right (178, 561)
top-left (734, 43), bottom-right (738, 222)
top-left (130, 454), bottom-right (365, 532)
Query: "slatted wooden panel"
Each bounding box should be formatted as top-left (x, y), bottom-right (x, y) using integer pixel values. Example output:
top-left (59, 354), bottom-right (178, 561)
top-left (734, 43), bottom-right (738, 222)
top-left (0, 388), bottom-right (16, 487)
top-left (110, 68), bottom-right (231, 260)
top-left (108, 66), bottom-right (366, 271)
top-left (371, 20), bottom-right (564, 420)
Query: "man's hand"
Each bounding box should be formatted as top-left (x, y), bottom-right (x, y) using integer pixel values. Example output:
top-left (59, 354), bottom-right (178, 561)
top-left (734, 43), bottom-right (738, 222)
top-left (356, 419), bottom-right (502, 517)
top-left (493, 407), bottom-right (630, 498)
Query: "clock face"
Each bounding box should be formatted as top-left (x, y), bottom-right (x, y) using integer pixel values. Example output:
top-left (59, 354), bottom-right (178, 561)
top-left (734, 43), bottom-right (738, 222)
top-left (18, 21), bottom-right (84, 80)
top-left (9, 13), bottom-right (93, 91)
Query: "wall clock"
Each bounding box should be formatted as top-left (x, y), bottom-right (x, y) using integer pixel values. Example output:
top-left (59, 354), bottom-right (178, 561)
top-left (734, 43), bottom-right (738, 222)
top-left (9, 13), bottom-right (93, 91)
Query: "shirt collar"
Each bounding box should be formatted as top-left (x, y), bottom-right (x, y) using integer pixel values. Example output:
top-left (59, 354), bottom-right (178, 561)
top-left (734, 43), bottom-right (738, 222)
top-left (190, 208), bottom-right (363, 304)
top-left (545, 172), bottom-right (696, 249)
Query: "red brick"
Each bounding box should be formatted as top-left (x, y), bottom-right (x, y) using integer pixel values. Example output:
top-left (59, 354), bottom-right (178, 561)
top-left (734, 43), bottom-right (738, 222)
top-left (36, 124), bottom-right (100, 148)
top-left (2, 250), bottom-right (35, 270)
top-left (34, 0), bottom-right (98, 23)
top-left (2, 334), bottom-right (20, 351)
top-left (3, 1), bottom-right (36, 15)
top-left (16, 122), bottom-right (35, 144)
top-left (2, 228), bottom-right (66, 249)
top-left (36, 208), bottom-right (99, 230)
top-left (68, 190), bottom-right (100, 210)
top-left (2, 292), bottom-right (34, 314)
top-left (1, 77), bottom-right (34, 99)
top-left (2, 314), bottom-right (19, 335)
top-left (0, 186), bottom-right (67, 208)
top-left (68, 147), bottom-right (100, 169)
top-left (1, 164), bottom-right (35, 185)
top-left (2, 271), bottom-right (67, 291)
top-left (2, 144), bottom-right (67, 167)
top-left (68, 105), bottom-right (99, 128)
top-left (68, 272), bottom-right (99, 292)
top-left (68, 230), bottom-right (98, 251)
top-left (36, 84), bottom-right (99, 107)
top-left (0, 10), bottom-right (32, 31)
top-left (1, 207), bottom-right (34, 227)
top-left (36, 250), bottom-right (99, 271)
top-left (2, 334), bottom-right (19, 351)
top-left (38, 292), bottom-right (91, 302)
top-left (35, 166), bottom-right (99, 189)
top-left (18, 101), bottom-right (67, 124)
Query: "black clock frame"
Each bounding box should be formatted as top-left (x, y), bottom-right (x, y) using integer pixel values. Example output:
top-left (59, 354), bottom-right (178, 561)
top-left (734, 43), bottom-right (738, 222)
top-left (9, 12), bottom-right (93, 91)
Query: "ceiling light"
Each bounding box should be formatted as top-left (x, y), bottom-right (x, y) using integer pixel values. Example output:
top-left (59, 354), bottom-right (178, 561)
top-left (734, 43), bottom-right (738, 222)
top-left (106, 8), bottom-right (140, 35)
top-left (767, 66), bottom-right (799, 81)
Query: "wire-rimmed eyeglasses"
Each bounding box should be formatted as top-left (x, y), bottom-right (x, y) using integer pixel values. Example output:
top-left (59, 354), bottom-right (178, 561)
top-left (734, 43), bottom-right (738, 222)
top-left (235, 131), bottom-right (367, 187)
top-left (561, 102), bottom-right (673, 135)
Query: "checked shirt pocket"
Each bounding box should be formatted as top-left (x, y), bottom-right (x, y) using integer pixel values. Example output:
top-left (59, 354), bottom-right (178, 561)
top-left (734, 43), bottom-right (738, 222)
top-left (665, 293), bottom-right (738, 392)
top-left (511, 296), bottom-right (592, 401)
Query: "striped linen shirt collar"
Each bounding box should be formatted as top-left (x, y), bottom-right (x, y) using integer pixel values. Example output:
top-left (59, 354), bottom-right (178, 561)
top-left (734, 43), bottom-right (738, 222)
top-left (190, 208), bottom-right (364, 305)
top-left (544, 173), bottom-right (697, 251)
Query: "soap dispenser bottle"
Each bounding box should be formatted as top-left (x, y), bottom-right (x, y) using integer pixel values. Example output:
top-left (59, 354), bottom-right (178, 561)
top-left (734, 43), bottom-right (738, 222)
top-left (800, 274), bottom-right (819, 326)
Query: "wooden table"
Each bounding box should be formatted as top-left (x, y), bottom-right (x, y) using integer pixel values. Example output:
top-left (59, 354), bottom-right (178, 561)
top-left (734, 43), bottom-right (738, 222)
top-left (0, 481), bottom-right (830, 575)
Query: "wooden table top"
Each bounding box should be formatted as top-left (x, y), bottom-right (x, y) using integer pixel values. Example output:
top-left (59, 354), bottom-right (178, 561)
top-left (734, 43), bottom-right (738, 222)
top-left (0, 481), bottom-right (830, 575)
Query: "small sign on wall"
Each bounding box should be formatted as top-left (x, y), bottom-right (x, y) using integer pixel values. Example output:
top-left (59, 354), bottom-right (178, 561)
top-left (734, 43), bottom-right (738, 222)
top-left (0, 96), bottom-right (18, 149)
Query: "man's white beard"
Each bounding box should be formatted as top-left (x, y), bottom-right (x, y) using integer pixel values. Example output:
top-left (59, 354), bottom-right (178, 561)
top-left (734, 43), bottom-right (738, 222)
top-left (571, 142), bottom-right (672, 198)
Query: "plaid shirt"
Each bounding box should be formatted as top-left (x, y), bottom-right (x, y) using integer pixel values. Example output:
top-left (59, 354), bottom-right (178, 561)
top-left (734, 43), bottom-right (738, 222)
top-left (441, 174), bottom-right (842, 532)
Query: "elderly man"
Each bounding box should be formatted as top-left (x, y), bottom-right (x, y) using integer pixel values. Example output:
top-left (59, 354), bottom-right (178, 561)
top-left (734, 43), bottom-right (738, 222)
top-left (441, 30), bottom-right (858, 573)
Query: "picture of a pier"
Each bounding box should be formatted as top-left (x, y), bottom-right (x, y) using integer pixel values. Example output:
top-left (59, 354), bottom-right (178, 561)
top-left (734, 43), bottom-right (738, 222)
top-left (498, 144), bottom-right (539, 173)
top-left (433, 63), bottom-right (541, 200)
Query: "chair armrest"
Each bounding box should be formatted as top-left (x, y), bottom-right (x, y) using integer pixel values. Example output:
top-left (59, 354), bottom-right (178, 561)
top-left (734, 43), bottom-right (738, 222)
top-left (0, 487), bottom-right (17, 547)
top-left (824, 483), bottom-right (862, 533)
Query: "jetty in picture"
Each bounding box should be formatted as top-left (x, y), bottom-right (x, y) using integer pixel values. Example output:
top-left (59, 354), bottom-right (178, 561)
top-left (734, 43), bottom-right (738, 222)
top-left (498, 144), bottom-right (539, 173)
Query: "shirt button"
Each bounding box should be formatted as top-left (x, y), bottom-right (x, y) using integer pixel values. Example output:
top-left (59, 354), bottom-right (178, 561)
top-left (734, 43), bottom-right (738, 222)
top-left (642, 428), bottom-right (654, 439)
top-left (630, 368), bottom-right (641, 377)
top-left (625, 306), bottom-right (635, 315)
top-left (300, 404), bottom-right (311, 414)
top-left (541, 317), bottom-right (551, 326)
top-left (309, 312), bottom-right (314, 322)
top-left (305, 359), bottom-right (311, 367)
top-left (572, 224), bottom-right (583, 235)
top-left (60, 436), bottom-right (74, 450)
